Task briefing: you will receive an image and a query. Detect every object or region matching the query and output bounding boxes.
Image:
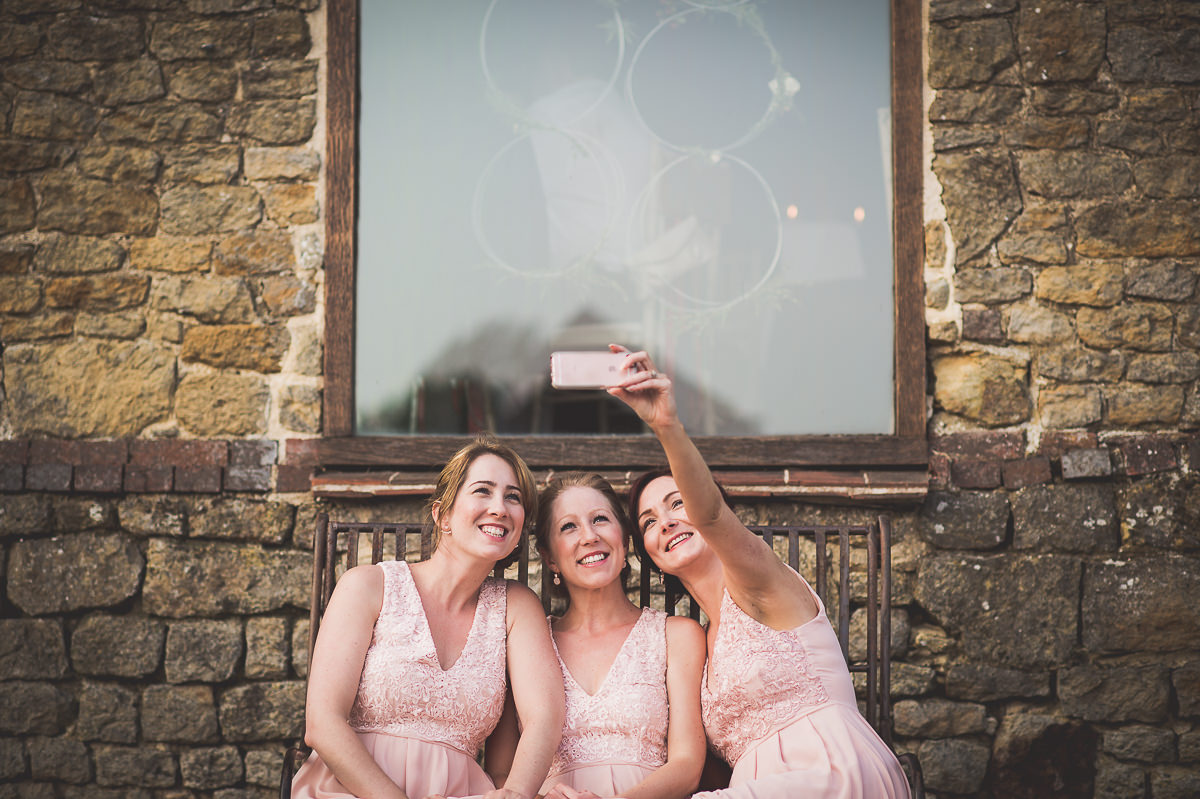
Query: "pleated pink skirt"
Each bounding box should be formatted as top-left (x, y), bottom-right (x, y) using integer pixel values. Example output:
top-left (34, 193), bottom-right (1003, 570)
top-left (539, 761), bottom-right (654, 797)
top-left (291, 731), bottom-right (496, 799)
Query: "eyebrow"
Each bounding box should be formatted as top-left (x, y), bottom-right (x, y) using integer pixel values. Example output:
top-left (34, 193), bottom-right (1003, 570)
top-left (637, 490), bottom-right (680, 519)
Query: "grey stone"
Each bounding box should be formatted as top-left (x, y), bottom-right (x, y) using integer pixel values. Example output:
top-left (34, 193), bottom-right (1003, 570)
top-left (1017, 1), bottom-right (1106, 82)
top-left (893, 698), bottom-right (987, 738)
top-left (1095, 754), bottom-right (1148, 798)
top-left (245, 616), bottom-right (290, 679)
top-left (1120, 478), bottom-right (1197, 550)
top-left (180, 746), bottom-right (243, 789)
top-left (92, 745), bottom-right (176, 788)
top-left (1032, 86), bottom-right (1119, 116)
top-left (50, 496), bottom-right (118, 531)
top-left (928, 17), bottom-right (1016, 89)
top-left (0, 682), bottom-right (75, 736)
top-left (1006, 304), bottom-right (1075, 344)
top-left (45, 16), bottom-right (144, 61)
top-left (997, 203), bottom-right (1071, 264)
top-left (93, 60), bottom-right (165, 105)
top-left (191, 497), bottom-right (295, 544)
top-left (1060, 663), bottom-right (1170, 723)
top-left (991, 707), bottom-right (1099, 798)
top-left (1012, 484), bottom-right (1118, 553)
top-left (144, 540), bottom-right (309, 617)
top-left (3, 61), bottom-right (90, 94)
top-left (8, 533), bottom-right (143, 614)
top-left (0, 495), bottom-right (52, 537)
top-left (1019, 150), bottom-right (1133, 198)
top-left (71, 613), bottom-right (164, 678)
top-left (164, 619), bottom-right (243, 683)
top-left (218, 681), bottom-right (306, 741)
top-left (117, 495), bottom-right (189, 538)
top-left (1126, 261), bottom-right (1198, 301)
top-left (226, 100), bottom-right (316, 145)
top-left (162, 143), bottom-right (241, 184)
top-left (1150, 766), bottom-right (1200, 799)
top-left (1109, 27), bottom-right (1200, 83)
top-left (916, 554), bottom-right (1080, 668)
top-left (929, 86), bottom-right (1023, 124)
top-left (1103, 725), bottom-right (1177, 763)
top-left (916, 737), bottom-right (990, 795)
top-left (1036, 348), bottom-right (1124, 384)
top-left (244, 146), bottom-right (320, 181)
top-left (1106, 384), bottom-right (1186, 426)
top-left (1077, 201), bottom-right (1200, 259)
top-left (0, 738), bottom-right (25, 780)
top-left (1127, 352), bottom-right (1200, 383)
top-left (150, 19), bottom-right (253, 61)
top-left (141, 685), bottom-right (219, 743)
top-left (11, 92), bottom-right (97, 140)
top-left (889, 662), bottom-right (936, 697)
top-left (74, 681), bottom-right (138, 743)
top-left (244, 748), bottom-right (280, 787)
top-left (945, 663), bottom-right (1051, 701)
top-left (27, 736), bottom-right (89, 783)
top-left (1061, 448), bottom-right (1114, 480)
top-left (935, 149), bottom-right (1023, 263)
top-left (0, 620), bottom-right (67, 679)
top-left (920, 491), bottom-right (1008, 550)
top-left (1078, 303), bottom-right (1175, 352)
top-left (1083, 556), bottom-right (1200, 653)
top-left (280, 385), bottom-right (322, 434)
top-left (932, 125), bottom-right (1000, 152)
top-left (1174, 661), bottom-right (1200, 717)
top-left (954, 267), bottom-right (1032, 304)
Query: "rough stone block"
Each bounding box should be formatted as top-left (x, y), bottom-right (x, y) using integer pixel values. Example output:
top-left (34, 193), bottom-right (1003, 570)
top-left (1095, 754), bottom-right (1147, 799)
top-left (245, 616), bottom-right (289, 679)
top-left (25, 463), bottom-right (73, 492)
top-left (141, 685), bottom-right (219, 743)
top-left (164, 620), bottom-right (243, 684)
top-left (217, 681), bottom-right (306, 741)
top-left (1083, 556), bottom-right (1200, 653)
top-left (1012, 484), bottom-right (1118, 553)
top-left (27, 736), bottom-right (89, 784)
top-left (188, 497), bottom-right (294, 543)
top-left (292, 619), bottom-right (310, 679)
top-left (229, 440), bottom-right (278, 467)
top-left (933, 352), bottom-right (1031, 425)
top-left (1002, 457), bottom-right (1052, 488)
top-left (1150, 766), bottom-right (1200, 799)
top-left (893, 698), bottom-right (988, 738)
top-left (1062, 448), bottom-right (1113, 480)
top-left (945, 663), bottom-right (1051, 702)
top-left (888, 662), bottom-right (936, 698)
top-left (1060, 664), bottom-right (1171, 723)
top-left (180, 746), bottom-right (243, 789)
top-left (176, 372), bottom-right (270, 436)
top-left (0, 682), bottom-right (75, 736)
top-left (0, 465), bottom-right (23, 492)
top-left (950, 459), bottom-right (1002, 489)
top-left (8, 534), bottom-right (143, 614)
top-left (1120, 477), bottom-right (1197, 550)
top-left (0, 493), bottom-right (51, 536)
top-left (117, 495), bottom-right (188, 538)
top-left (92, 745), bottom-right (176, 788)
top-left (224, 465), bottom-right (272, 492)
top-left (1173, 661), bottom-right (1200, 717)
top-left (0, 620), bottom-right (67, 680)
top-left (920, 491), bottom-right (1009, 550)
top-left (1103, 725), bottom-right (1177, 763)
top-left (145, 540), bottom-right (309, 618)
top-left (916, 737), bottom-right (990, 795)
top-left (71, 614), bottom-right (165, 678)
top-left (991, 709), bottom-right (1099, 798)
top-left (0, 737), bottom-right (26, 780)
top-left (244, 748), bottom-right (281, 787)
top-left (916, 554), bottom-right (1080, 668)
top-left (1110, 435), bottom-right (1179, 476)
top-left (50, 496), bottom-right (117, 531)
top-left (75, 681), bottom-right (138, 744)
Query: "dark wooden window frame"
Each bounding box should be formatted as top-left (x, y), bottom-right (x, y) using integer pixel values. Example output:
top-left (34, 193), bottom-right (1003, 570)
top-left (320, 0), bottom-right (926, 489)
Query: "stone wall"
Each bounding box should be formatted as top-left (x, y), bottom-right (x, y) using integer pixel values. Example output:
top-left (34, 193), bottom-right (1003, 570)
top-left (1, 1), bottom-right (1199, 798)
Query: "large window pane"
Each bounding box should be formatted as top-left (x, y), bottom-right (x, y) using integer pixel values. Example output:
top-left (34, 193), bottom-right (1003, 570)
top-left (356, 0), bottom-right (894, 436)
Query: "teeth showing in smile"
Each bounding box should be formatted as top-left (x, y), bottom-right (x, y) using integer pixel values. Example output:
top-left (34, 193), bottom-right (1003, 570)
top-left (579, 552), bottom-right (608, 565)
top-left (480, 525), bottom-right (507, 539)
top-left (666, 532), bottom-right (693, 551)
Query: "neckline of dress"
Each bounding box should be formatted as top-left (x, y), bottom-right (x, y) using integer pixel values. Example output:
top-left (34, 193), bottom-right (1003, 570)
top-left (398, 560), bottom-right (492, 673)
top-left (553, 605), bottom-right (649, 699)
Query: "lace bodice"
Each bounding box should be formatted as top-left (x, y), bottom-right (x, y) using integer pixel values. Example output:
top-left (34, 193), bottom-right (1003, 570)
top-left (347, 561), bottom-right (508, 757)
top-left (702, 587), bottom-right (835, 766)
top-left (548, 607), bottom-right (669, 777)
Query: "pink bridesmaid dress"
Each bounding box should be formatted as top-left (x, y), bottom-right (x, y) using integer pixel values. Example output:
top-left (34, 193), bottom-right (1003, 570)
top-left (292, 560), bottom-right (508, 799)
top-left (539, 607), bottom-right (669, 797)
top-left (694, 581), bottom-right (909, 799)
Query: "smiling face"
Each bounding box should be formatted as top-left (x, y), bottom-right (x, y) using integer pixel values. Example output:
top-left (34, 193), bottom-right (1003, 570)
top-left (434, 452), bottom-right (526, 563)
top-left (543, 485), bottom-right (628, 592)
top-left (635, 474), bottom-right (709, 574)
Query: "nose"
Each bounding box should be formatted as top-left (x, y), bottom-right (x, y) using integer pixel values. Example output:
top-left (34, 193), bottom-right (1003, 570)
top-left (580, 522), bottom-right (600, 544)
top-left (487, 493), bottom-right (508, 517)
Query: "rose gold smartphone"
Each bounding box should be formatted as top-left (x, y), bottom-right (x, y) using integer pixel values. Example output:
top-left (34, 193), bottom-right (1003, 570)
top-left (550, 351), bottom-right (634, 389)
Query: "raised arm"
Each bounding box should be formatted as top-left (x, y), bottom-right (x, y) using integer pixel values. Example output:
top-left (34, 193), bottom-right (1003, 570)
top-left (489, 582), bottom-right (565, 799)
top-left (303, 565), bottom-right (408, 799)
top-left (607, 347), bottom-right (816, 629)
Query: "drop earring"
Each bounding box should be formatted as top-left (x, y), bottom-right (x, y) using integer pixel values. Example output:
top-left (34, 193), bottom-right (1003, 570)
top-left (552, 571), bottom-right (561, 586)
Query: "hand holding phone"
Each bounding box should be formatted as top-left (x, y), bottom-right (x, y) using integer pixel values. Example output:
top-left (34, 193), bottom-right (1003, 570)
top-left (550, 351), bottom-right (635, 389)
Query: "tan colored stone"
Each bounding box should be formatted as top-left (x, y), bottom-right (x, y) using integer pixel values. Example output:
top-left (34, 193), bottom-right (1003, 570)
top-left (242, 60), bottom-right (318, 99)
top-left (77, 144), bottom-right (161, 183)
top-left (44, 274), bottom-right (149, 311)
top-left (1038, 384), bottom-right (1103, 428)
top-left (927, 320), bottom-right (959, 343)
top-left (11, 93), bottom-right (98, 140)
top-left (244, 146), bottom-right (319, 181)
top-left (37, 175), bottom-right (158, 236)
top-left (160, 185), bottom-right (262, 235)
top-left (1017, 1), bottom-right (1105, 83)
top-left (0, 277), bottom-right (41, 313)
top-left (214, 230), bottom-right (295, 275)
top-left (2, 312), bottom-right (74, 341)
top-left (97, 101), bottom-right (222, 142)
top-left (1018, 150), bottom-right (1132, 198)
top-left (0, 243), bottom-right (35, 274)
top-left (162, 143), bottom-right (240, 184)
top-left (290, 321), bottom-right (322, 376)
top-left (1077, 201), bottom-right (1200, 258)
top-left (151, 275), bottom-right (256, 323)
top-left (279, 384), bottom-right (320, 433)
top-left (1036, 347), bottom-right (1124, 383)
top-left (1007, 304), bottom-right (1075, 344)
top-left (75, 310), bottom-right (146, 339)
top-left (176, 371), bottom-right (269, 436)
top-left (164, 62), bottom-right (238, 102)
top-left (93, 60), bottom-right (165, 106)
top-left (0, 178), bottom-right (36, 234)
top-left (1078, 304), bottom-right (1174, 351)
top-left (4, 339), bottom-right (174, 436)
top-left (33, 233), bottom-right (125, 274)
top-left (260, 182), bottom-right (317, 225)
top-left (1106, 384), bottom-right (1185, 425)
top-left (225, 99), bottom-right (315, 145)
top-left (1036, 264), bottom-right (1124, 307)
top-left (257, 274), bottom-right (315, 317)
top-left (955, 268), bottom-right (1033, 304)
top-left (933, 353), bottom-right (1031, 426)
top-left (998, 204), bottom-right (1070, 265)
top-left (129, 237), bottom-right (211, 273)
top-left (181, 324), bottom-right (289, 372)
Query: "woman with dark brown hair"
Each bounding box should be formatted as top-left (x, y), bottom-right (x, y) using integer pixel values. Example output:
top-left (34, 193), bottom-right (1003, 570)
top-left (607, 347), bottom-right (909, 799)
top-left (292, 435), bottom-right (564, 799)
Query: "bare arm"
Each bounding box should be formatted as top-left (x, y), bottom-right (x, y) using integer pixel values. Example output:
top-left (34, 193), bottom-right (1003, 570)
top-left (483, 688), bottom-right (520, 788)
top-left (620, 616), bottom-right (707, 799)
top-left (304, 565), bottom-right (408, 799)
top-left (492, 582), bottom-right (564, 799)
top-left (608, 347), bottom-right (816, 628)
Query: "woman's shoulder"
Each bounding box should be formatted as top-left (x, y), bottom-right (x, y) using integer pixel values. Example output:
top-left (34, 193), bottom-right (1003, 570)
top-left (664, 612), bottom-right (706, 648)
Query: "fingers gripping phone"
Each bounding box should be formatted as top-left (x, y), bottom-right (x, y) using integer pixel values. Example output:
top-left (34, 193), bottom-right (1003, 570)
top-left (550, 351), bottom-right (635, 389)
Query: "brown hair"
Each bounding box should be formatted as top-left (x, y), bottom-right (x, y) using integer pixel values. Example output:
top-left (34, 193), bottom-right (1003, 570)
top-left (425, 434), bottom-right (537, 569)
top-left (535, 472), bottom-right (634, 598)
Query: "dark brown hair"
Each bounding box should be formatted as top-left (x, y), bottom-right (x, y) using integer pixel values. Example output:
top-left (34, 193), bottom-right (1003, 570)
top-left (627, 468), bottom-right (733, 578)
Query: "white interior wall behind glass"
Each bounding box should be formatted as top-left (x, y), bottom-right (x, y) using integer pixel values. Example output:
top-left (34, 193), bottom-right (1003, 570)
top-left (356, 0), bottom-right (893, 436)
